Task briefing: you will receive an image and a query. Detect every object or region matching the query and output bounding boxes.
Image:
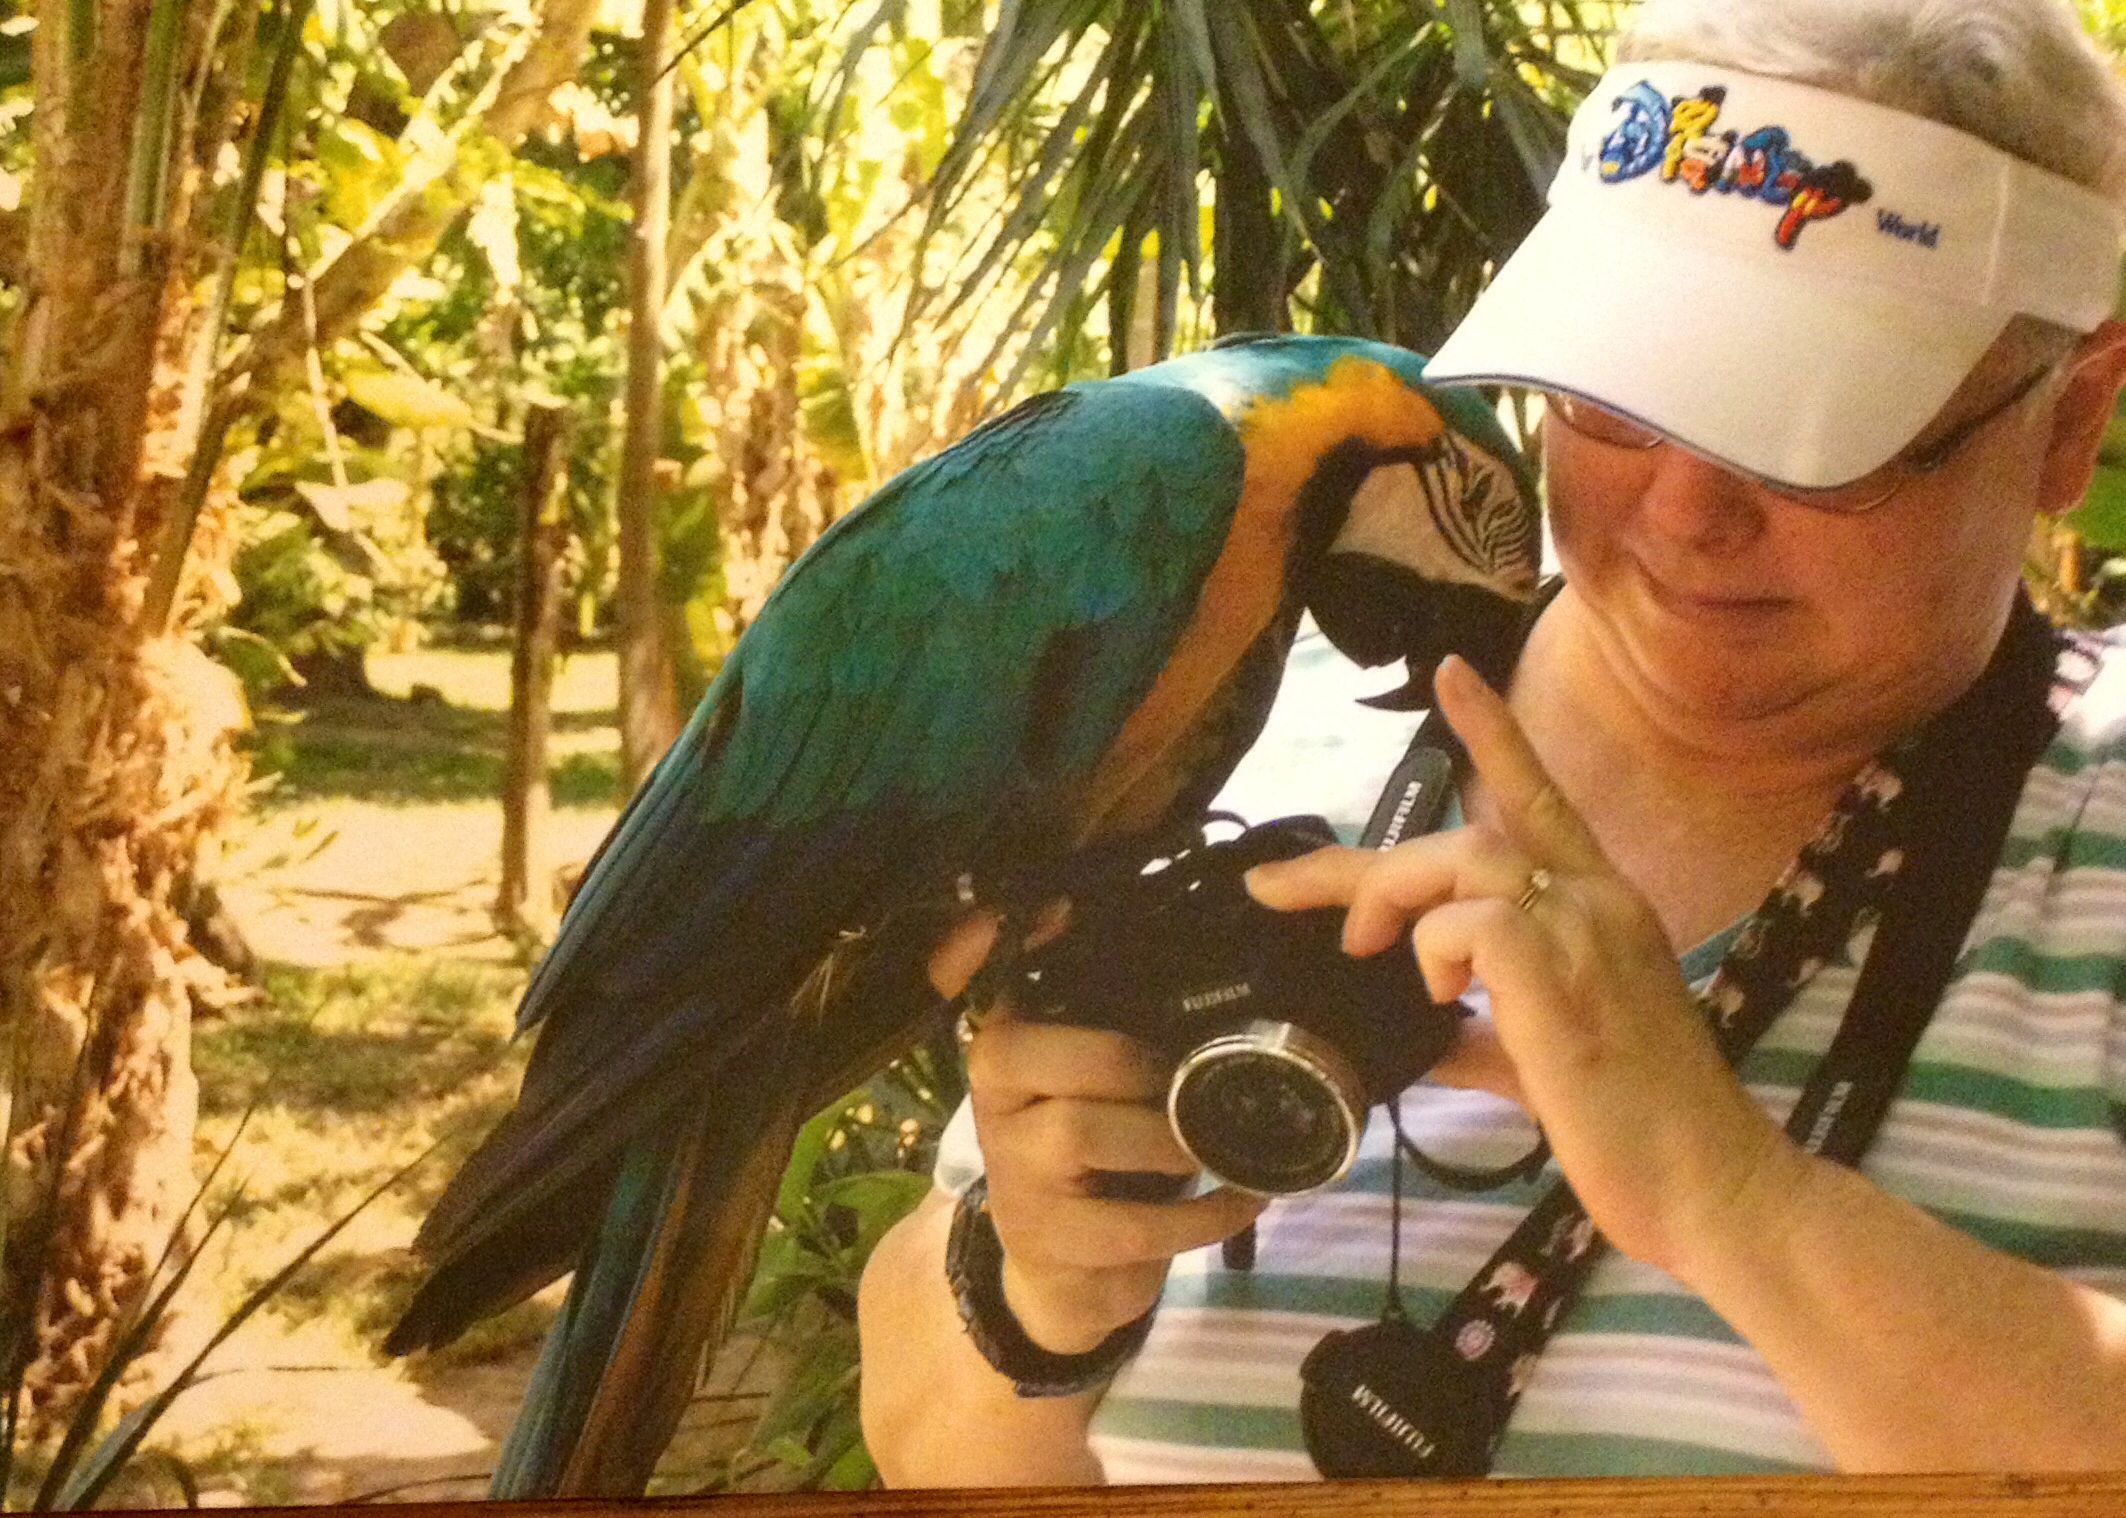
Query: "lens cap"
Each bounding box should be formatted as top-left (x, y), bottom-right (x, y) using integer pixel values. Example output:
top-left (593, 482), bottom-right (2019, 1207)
top-left (1299, 1314), bottom-right (1498, 1477)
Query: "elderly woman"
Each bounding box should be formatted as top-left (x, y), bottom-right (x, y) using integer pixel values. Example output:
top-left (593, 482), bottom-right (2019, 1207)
top-left (858, 0), bottom-right (2126, 1483)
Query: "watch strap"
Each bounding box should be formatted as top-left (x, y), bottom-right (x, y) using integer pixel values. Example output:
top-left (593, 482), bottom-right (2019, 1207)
top-left (945, 1176), bottom-right (1157, 1398)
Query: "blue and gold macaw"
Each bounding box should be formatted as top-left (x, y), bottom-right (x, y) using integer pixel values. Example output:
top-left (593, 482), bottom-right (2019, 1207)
top-left (384, 335), bottom-right (1539, 1495)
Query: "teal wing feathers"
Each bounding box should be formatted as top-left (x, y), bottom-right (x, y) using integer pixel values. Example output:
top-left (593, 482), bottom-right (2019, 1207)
top-left (389, 377), bottom-right (1249, 1349)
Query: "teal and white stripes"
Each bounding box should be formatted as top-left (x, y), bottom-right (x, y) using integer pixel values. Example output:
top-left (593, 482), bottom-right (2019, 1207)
top-left (928, 626), bottom-right (2126, 1480)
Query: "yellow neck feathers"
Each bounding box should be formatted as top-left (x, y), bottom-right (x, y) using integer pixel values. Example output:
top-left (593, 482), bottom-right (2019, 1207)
top-left (1233, 356), bottom-right (1447, 508)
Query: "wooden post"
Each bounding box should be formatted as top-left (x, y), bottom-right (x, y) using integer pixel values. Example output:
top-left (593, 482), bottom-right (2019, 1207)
top-left (614, 0), bottom-right (683, 789)
top-left (500, 402), bottom-right (574, 936)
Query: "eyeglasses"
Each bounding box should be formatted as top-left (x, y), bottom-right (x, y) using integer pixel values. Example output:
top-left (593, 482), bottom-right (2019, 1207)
top-left (1543, 363), bottom-right (2057, 514)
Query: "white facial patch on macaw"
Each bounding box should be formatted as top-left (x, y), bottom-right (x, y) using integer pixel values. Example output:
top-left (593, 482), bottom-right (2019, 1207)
top-left (1331, 437), bottom-right (1537, 599)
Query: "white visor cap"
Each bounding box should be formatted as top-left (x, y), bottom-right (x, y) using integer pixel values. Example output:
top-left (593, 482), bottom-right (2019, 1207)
top-left (1424, 64), bottom-right (2126, 490)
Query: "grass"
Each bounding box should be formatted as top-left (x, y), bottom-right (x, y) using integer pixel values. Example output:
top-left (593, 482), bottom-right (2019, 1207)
top-left (190, 956), bottom-right (543, 1366)
top-left (247, 723), bottom-right (622, 808)
top-left (201, 962), bottom-right (518, 1118)
top-left (245, 645), bottom-right (625, 810)
top-left (139, 637), bottom-right (923, 1499)
top-left (367, 643), bottom-right (620, 714)
top-left (5, 639), bottom-right (634, 1505)
top-left (196, 638), bottom-right (613, 1372)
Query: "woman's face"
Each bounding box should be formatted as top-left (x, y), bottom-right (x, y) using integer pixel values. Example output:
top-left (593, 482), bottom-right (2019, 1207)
top-left (1540, 348), bottom-right (2065, 753)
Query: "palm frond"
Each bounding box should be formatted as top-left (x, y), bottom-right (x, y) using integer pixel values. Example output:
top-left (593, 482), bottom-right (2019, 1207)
top-left (854, 0), bottom-right (1608, 379)
top-left (47, 1138), bottom-right (447, 1511)
top-left (28, 1109), bottom-right (256, 1510)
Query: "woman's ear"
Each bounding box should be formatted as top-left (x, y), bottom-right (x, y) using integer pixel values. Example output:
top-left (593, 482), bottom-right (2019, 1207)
top-left (2037, 319), bottom-right (2126, 517)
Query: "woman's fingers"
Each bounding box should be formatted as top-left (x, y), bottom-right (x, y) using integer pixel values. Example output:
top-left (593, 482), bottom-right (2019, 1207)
top-left (1077, 1187), bottom-right (1270, 1266)
top-left (1008, 1098), bottom-right (1200, 1182)
top-left (1423, 1016), bottom-right (1526, 1108)
top-left (1243, 845), bottom-right (1373, 911)
top-left (1410, 895), bottom-right (1569, 1041)
top-left (1343, 834), bottom-right (1536, 956)
top-left (1435, 654), bottom-right (1608, 874)
top-left (1249, 844), bottom-right (1452, 955)
top-left (927, 897), bottom-right (1076, 999)
top-left (1247, 834), bottom-right (1537, 956)
top-left (954, 914), bottom-right (1263, 1349)
top-left (964, 1020), bottom-right (1167, 1111)
top-left (991, 1182), bottom-right (1268, 1271)
top-left (979, 1094), bottom-right (1267, 1272)
top-left (927, 910), bottom-right (1000, 998)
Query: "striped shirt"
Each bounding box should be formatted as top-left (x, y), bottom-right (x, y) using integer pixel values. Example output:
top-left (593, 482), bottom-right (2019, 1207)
top-left (931, 623), bottom-right (2126, 1479)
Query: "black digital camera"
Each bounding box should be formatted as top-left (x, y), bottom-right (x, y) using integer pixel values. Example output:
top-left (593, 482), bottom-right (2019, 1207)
top-left (1003, 815), bottom-right (1465, 1197)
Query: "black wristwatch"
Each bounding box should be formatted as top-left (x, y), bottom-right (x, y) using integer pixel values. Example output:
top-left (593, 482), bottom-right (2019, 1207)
top-left (944, 1177), bottom-right (1157, 1398)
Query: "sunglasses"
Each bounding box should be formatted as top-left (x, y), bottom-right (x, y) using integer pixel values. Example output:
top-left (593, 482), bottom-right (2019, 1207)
top-left (1542, 363), bottom-right (2057, 515)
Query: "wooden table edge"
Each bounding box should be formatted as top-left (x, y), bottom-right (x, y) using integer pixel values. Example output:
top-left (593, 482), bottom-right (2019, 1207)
top-left (98, 1471), bottom-right (2126, 1517)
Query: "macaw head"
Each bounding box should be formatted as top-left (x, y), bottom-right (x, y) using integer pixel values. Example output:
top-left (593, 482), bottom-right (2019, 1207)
top-left (1191, 334), bottom-right (1543, 711)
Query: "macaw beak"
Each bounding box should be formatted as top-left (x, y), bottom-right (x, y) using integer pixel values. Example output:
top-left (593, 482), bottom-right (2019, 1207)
top-left (1301, 436), bottom-right (1541, 712)
top-left (1306, 552), bottom-right (1440, 712)
top-left (1359, 675), bottom-right (1433, 715)
top-left (1309, 552), bottom-right (1533, 712)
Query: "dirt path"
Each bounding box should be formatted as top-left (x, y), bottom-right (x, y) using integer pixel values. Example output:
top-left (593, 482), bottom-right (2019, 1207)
top-left (220, 799), bottom-right (618, 969)
top-left (158, 645), bottom-right (820, 1503)
top-left (157, 647), bottom-right (641, 1505)
top-left (168, 797), bottom-right (616, 1505)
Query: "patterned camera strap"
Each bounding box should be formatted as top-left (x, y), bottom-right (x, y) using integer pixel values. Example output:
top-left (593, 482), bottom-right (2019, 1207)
top-left (1387, 592), bottom-right (2067, 1473)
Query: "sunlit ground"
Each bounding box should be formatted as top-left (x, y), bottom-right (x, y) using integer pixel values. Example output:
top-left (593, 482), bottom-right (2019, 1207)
top-left (128, 645), bottom-right (652, 1504)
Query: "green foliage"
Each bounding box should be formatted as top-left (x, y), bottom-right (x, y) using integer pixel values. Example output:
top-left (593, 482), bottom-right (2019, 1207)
top-left (2066, 467), bottom-right (2126, 555)
top-left (190, 0), bottom-right (1127, 695)
top-left (241, 684), bottom-right (622, 809)
top-left (2080, 0), bottom-right (2126, 51)
top-left (388, 51), bottom-right (633, 640)
top-left (884, 0), bottom-right (1616, 386)
top-left (2, 1107), bottom-right (442, 1512)
top-left (672, 1037), bottom-right (966, 1494)
top-left (2052, 386), bottom-right (2126, 626)
top-left (342, 368), bottom-right (479, 429)
top-left (3, 943), bottom-right (534, 1507)
top-left (225, 468), bottom-right (449, 693)
top-left (17, 0), bottom-right (2126, 1494)
top-left (207, 2), bottom-right (633, 680)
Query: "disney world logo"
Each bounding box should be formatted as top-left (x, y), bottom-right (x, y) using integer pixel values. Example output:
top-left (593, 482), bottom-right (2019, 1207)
top-left (1597, 82), bottom-right (1874, 250)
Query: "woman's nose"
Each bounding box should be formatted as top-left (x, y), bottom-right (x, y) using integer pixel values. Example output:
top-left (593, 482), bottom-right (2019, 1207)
top-left (1635, 446), bottom-right (1768, 554)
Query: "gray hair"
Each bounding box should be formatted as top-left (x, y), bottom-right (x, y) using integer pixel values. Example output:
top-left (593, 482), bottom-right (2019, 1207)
top-left (1617, 0), bottom-right (2126, 209)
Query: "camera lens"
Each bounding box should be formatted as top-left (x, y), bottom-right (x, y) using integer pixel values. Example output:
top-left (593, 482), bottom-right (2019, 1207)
top-left (1168, 1022), bottom-right (1367, 1195)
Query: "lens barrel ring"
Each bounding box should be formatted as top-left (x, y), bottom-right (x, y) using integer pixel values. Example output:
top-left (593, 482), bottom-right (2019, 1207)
top-left (1168, 1020), bottom-right (1371, 1196)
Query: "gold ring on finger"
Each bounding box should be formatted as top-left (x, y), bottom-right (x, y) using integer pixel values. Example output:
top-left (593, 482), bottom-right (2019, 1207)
top-left (1514, 868), bottom-right (1553, 914)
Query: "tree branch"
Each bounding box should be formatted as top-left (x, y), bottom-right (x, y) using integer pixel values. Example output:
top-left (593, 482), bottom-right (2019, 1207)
top-left (218, 0), bottom-right (601, 395)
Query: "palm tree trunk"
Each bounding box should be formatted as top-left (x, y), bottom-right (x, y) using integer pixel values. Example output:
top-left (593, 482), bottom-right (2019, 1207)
top-left (616, 0), bottom-right (683, 788)
top-left (712, 272), bottom-right (824, 642)
top-left (0, 0), bottom-right (254, 1433)
top-left (687, 40), bottom-right (845, 655)
top-left (146, 0), bottom-right (601, 643)
top-left (1212, 110), bottom-right (1283, 336)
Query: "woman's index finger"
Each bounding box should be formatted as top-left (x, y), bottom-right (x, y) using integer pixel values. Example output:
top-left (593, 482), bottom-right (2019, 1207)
top-left (1433, 654), bottom-right (1607, 873)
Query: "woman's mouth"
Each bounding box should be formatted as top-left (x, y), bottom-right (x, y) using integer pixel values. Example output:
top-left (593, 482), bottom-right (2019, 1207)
top-left (1634, 559), bottom-right (1792, 620)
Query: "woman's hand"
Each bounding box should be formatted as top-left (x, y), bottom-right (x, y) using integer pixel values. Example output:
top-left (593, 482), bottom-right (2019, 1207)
top-left (1245, 654), bottom-right (1808, 1276)
top-left (925, 914), bottom-right (1268, 1356)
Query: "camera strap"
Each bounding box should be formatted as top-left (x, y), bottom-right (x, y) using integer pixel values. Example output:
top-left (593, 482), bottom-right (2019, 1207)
top-left (1296, 592), bottom-right (2066, 1479)
top-left (1361, 705), bottom-right (1559, 1193)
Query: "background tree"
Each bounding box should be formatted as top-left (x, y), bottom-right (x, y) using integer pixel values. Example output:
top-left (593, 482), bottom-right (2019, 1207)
top-left (1, 0), bottom-right (276, 1435)
top-left (0, 0), bottom-right (605, 1435)
top-left (891, 0), bottom-right (1623, 373)
top-left (3, 0), bottom-right (2122, 1495)
top-left (615, 0), bottom-right (684, 787)
top-left (499, 400), bottom-right (576, 938)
